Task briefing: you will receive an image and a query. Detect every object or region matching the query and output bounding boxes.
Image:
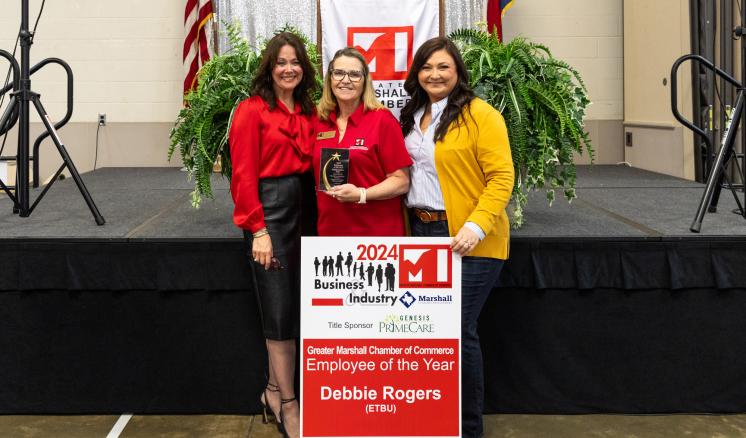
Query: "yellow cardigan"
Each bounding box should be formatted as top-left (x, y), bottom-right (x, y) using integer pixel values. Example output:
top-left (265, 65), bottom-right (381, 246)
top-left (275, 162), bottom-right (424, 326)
top-left (434, 98), bottom-right (514, 260)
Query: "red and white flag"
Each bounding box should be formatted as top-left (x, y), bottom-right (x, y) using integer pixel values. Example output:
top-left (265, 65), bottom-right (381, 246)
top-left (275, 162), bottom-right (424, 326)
top-left (183, 0), bottom-right (214, 95)
top-left (485, 0), bottom-right (515, 41)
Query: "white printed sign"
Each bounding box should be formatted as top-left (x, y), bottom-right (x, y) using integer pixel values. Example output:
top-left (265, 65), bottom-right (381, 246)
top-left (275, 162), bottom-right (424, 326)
top-left (301, 237), bottom-right (461, 438)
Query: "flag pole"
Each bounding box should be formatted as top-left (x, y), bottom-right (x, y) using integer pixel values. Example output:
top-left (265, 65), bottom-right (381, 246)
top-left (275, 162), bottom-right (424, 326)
top-left (212, 0), bottom-right (219, 56)
top-left (439, 0), bottom-right (445, 37)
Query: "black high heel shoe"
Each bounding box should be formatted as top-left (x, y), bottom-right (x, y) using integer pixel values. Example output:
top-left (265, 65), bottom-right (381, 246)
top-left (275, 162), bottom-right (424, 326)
top-left (259, 382), bottom-right (281, 425)
top-left (279, 397), bottom-right (298, 438)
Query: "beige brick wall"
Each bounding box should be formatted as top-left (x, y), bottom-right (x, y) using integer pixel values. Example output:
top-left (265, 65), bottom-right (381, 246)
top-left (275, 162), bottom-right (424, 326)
top-left (1, 0), bottom-right (624, 124)
top-left (0, 0), bottom-right (183, 124)
top-left (0, 0), bottom-right (625, 176)
top-left (501, 0), bottom-right (624, 121)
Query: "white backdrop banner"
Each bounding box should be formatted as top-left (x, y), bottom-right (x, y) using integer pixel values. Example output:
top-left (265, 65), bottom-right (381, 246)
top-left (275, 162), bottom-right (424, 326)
top-left (320, 0), bottom-right (439, 118)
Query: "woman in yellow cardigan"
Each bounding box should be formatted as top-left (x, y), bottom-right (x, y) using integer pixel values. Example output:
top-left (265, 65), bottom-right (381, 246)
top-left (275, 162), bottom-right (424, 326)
top-left (400, 37), bottom-right (514, 438)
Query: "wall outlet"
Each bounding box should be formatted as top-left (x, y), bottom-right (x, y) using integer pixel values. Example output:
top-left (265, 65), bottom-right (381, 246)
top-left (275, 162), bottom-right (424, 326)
top-left (625, 132), bottom-right (633, 147)
top-left (98, 113), bottom-right (106, 126)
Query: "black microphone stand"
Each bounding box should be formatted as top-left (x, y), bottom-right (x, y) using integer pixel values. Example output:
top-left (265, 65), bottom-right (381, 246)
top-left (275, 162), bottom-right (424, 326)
top-left (0, 0), bottom-right (104, 225)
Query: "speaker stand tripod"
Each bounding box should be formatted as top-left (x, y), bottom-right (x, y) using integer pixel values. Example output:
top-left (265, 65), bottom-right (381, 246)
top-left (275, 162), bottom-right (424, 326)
top-left (0, 0), bottom-right (104, 225)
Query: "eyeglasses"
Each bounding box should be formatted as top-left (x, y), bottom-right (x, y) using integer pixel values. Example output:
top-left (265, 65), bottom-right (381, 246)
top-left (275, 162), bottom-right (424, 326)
top-left (331, 69), bottom-right (364, 82)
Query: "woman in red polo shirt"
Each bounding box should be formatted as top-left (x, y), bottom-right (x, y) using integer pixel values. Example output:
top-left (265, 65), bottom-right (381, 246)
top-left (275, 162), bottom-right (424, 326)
top-left (229, 32), bottom-right (316, 438)
top-left (313, 47), bottom-right (412, 236)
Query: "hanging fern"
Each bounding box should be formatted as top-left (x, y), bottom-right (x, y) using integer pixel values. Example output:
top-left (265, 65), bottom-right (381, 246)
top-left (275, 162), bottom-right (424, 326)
top-left (450, 29), bottom-right (593, 228)
top-left (169, 22), bottom-right (321, 207)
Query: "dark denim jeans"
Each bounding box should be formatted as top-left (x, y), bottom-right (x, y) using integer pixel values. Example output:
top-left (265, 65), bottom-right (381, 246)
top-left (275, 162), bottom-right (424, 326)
top-left (409, 212), bottom-right (504, 438)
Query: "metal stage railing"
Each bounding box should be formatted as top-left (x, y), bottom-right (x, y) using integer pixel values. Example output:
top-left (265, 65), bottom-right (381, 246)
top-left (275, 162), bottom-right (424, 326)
top-left (0, 57), bottom-right (75, 189)
top-left (671, 54), bottom-right (746, 232)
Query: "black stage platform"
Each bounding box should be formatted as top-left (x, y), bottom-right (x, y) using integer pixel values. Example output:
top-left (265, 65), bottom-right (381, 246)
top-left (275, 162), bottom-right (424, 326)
top-left (1, 165), bottom-right (745, 414)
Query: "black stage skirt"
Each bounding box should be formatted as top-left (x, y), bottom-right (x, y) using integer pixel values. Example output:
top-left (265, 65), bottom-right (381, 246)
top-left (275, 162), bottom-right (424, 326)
top-left (243, 174), bottom-right (303, 340)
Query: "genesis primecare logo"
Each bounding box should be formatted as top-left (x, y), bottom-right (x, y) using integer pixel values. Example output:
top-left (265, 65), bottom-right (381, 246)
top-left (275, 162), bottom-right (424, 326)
top-left (379, 313), bottom-right (434, 334)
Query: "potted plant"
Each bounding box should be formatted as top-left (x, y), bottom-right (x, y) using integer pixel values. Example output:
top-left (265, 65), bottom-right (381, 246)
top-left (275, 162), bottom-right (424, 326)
top-left (171, 25), bottom-right (591, 228)
top-left (168, 24), bottom-right (321, 207)
top-left (450, 28), bottom-right (593, 228)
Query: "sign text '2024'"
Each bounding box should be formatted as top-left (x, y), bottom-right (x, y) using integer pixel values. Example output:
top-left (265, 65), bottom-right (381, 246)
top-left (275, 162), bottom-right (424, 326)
top-left (356, 244), bottom-right (398, 261)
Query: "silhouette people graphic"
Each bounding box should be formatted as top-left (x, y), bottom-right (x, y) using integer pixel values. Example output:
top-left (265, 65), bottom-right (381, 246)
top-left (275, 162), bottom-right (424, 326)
top-left (336, 252), bottom-right (344, 276)
top-left (385, 263), bottom-right (395, 291)
top-left (345, 252), bottom-right (353, 276)
top-left (367, 263), bottom-right (374, 286)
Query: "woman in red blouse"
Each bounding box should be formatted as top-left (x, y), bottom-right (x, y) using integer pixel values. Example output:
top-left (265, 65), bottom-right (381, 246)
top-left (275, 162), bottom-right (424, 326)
top-left (313, 48), bottom-right (412, 236)
top-left (228, 32), bottom-right (316, 438)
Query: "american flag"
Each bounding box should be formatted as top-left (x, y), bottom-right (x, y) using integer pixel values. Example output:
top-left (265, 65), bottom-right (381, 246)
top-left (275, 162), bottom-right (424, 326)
top-left (486, 0), bottom-right (515, 41)
top-left (183, 0), bottom-right (214, 94)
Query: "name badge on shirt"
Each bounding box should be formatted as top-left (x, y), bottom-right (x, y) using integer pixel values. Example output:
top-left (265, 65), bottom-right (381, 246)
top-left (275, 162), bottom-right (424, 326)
top-left (316, 130), bottom-right (336, 140)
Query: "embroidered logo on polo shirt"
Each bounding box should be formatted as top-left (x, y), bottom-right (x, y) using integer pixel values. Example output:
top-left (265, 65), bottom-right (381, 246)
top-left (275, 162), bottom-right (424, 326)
top-left (350, 138), bottom-right (369, 150)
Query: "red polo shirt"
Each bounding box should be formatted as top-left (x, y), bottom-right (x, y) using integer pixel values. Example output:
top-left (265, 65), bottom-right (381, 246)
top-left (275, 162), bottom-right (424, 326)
top-left (313, 104), bottom-right (412, 236)
top-left (229, 95), bottom-right (314, 232)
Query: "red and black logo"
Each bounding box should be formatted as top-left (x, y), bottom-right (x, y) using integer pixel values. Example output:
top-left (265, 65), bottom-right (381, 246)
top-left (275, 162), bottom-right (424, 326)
top-left (398, 244), bottom-right (452, 288)
top-left (347, 26), bottom-right (414, 81)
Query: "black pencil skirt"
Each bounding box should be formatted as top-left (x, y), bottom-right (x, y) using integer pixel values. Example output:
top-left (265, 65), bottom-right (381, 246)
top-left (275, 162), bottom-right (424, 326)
top-left (243, 174), bottom-right (303, 340)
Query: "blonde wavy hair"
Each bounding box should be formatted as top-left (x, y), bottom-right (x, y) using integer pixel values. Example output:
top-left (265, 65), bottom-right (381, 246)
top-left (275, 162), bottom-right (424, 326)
top-left (317, 47), bottom-right (384, 120)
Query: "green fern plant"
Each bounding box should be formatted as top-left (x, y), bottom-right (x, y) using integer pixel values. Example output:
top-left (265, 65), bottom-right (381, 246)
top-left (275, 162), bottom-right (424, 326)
top-left (449, 28), bottom-right (593, 228)
top-left (169, 23), bottom-right (321, 207)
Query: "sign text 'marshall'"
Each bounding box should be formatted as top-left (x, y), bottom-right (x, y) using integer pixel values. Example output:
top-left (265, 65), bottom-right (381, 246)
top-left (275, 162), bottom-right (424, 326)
top-left (419, 295), bottom-right (453, 303)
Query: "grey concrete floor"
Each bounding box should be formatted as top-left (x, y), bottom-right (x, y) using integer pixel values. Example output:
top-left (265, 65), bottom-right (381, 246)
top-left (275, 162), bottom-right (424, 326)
top-left (1, 414), bottom-right (746, 438)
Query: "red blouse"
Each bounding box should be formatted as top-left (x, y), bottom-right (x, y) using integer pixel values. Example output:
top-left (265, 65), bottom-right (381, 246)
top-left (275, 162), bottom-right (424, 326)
top-left (312, 104), bottom-right (412, 236)
top-left (229, 95), bottom-right (314, 232)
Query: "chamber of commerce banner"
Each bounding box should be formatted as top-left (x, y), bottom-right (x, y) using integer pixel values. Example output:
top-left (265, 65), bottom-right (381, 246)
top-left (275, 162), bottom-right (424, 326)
top-left (320, 0), bottom-right (439, 119)
top-left (301, 237), bottom-right (461, 438)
